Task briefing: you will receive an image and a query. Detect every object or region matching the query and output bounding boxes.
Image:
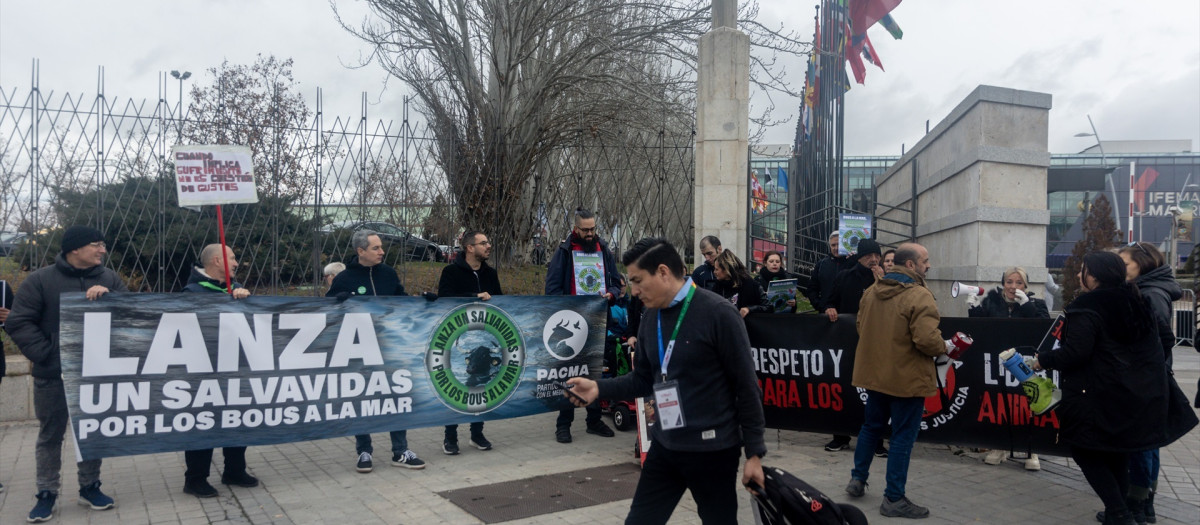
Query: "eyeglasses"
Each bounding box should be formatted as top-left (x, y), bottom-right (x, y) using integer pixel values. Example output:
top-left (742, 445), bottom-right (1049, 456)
top-left (473, 241), bottom-right (492, 246)
top-left (88, 241), bottom-right (107, 249)
top-left (577, 227), bottom-right (597, 234)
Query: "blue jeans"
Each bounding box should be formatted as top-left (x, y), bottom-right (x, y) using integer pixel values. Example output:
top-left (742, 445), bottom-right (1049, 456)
top-left (354, 431), bottom-right (408, 456)
top-left (1128, 448), bottom-right (1159, 495)
top-left (851, 390), bottom-right (925, 502)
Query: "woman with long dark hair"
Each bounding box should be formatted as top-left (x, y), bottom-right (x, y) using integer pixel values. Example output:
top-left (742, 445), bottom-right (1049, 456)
top-left (711, 249), bottom-right (769, 318)
top-left (1034, 252), bottom-right (1197, 525)
top-left (756, 250), bottom-right (798, 312)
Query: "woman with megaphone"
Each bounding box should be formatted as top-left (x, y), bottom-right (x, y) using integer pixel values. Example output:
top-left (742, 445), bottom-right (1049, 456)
top-left (965, 267), bottom-right (1049, 470)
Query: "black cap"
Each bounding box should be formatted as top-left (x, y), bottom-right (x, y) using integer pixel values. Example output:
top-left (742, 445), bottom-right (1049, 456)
top-left (60, 226), bottom-right (105, 254)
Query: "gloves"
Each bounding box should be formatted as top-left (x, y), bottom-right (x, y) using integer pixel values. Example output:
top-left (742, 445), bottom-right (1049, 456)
top-left (965, 293), bottom-right (982, 308)
top-left (1013, 289), bottom-right (1029, 305)
top-left (334, 291), bottom-right (352, 302)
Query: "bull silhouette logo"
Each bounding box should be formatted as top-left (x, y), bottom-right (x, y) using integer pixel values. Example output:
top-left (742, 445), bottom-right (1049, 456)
top-left (542, 310), bottom-right (588, 361)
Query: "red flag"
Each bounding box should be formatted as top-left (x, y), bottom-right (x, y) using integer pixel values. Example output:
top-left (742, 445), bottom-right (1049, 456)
top-left (863, 32), bottom-right (884, 71)
top-left (844, 24), bottom-right (867, 84)
top-left (850, 0), bottom-right (902, 35)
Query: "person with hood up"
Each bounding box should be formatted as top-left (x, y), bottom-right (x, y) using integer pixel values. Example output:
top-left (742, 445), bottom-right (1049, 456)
top-left (437, 230), bottom-right (503, 455)
top-left (1034, 251), bottom-right (1197, 525)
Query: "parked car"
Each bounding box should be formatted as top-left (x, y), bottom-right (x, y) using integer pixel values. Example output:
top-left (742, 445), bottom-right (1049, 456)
top-left (438, 244), bottom-right (458, 262)
top-left (0, 231), bottom-right (27, 257)
top-left (322, 221), bottom-right (443, 262)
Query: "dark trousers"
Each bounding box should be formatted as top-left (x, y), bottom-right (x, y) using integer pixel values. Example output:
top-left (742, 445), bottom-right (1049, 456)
top-left (557, 405), bottom-right (601, 428)
top-left (444, 422), bottom-right (484, 442)
top-left (625, 442), bottom-right (741, 525)
top-left (1072, 446), bottom-right (1131, 515)
top-left (184, 447), bottom-right (248, 481)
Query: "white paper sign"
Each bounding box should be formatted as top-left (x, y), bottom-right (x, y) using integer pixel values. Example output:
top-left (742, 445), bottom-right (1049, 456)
top-left (172, 145), bottom-right (258, 206)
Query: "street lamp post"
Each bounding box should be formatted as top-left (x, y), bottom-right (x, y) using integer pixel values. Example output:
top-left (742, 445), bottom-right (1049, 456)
top-left (1074, 114), bottom-right (1124, 241)
top-left (170, 70), bottom-right (191, 144)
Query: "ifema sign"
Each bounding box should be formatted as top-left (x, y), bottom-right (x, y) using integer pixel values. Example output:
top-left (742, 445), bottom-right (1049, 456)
top-left (58, 294), bottom-right (604, 461)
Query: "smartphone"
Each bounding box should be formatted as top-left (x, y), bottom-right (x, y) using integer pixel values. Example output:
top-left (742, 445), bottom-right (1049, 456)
top-left (560, 382), bottom-right (587, 405)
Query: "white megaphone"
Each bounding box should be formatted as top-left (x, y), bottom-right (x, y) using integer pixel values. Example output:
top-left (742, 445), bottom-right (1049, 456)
top-left (951, 282), bottom-right (986, 298)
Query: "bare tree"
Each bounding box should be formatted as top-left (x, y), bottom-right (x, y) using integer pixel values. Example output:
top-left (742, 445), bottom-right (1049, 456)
top-left (184, 55), bottom-right (316, 200)
top-left (335, 0), bottom-right (807, 261)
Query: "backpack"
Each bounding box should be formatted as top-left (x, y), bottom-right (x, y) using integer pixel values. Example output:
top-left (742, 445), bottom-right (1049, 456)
top-left (751, 466), bottom-right (868, 525)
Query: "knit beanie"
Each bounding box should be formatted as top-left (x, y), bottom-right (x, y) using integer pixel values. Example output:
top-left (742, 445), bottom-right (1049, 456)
top-left (61, 226), bottom-right (105, 254)
top-left (854, 239), bottom-right (881, 260)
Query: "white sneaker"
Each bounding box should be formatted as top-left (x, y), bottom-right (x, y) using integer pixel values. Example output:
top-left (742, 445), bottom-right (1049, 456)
top-left (984, 449), bottom-right (1006, 465)
top-left (1024, 454), bottom-right (1041, 471)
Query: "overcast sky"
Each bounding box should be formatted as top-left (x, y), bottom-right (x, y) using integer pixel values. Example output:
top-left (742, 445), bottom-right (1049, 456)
top-left (1, 1), bottom-right (1197, 156)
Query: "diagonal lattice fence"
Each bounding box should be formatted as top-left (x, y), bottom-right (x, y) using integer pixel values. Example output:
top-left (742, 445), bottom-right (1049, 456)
top-left (0, 65), bottom-right (694, 296)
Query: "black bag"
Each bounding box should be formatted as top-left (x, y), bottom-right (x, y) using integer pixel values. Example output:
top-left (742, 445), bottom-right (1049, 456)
top-left (750, 466), bottom-right (868, 525)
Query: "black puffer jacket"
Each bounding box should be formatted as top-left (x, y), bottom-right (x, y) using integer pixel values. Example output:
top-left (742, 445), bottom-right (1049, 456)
top-left (1038, 286), bottom-right (1197, 451)
top-left (326, 259), bottom-right (406, 297)
top-left (438, 254), bottom-right (503, 298)
top-left (967, 288), bottom-right (1050, 319)
top-left (7, 254), bottom-right (128, 379)
top-left (1135, 264), bottom-right (1183, 362)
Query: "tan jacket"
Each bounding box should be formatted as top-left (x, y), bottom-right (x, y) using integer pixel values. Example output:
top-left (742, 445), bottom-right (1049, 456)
top-left (852, 266), bottom-right (946, 398)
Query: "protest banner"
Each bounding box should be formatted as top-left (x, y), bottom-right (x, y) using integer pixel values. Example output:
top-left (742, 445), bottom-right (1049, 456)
top-left (60, 293), bottom-right (605, 461)
top-left (745, 314), bottom-right (1069, 456)
top-left (837, 213), bottom-right (872, 256)
top-left (172, 144), bottom-right (258, 295)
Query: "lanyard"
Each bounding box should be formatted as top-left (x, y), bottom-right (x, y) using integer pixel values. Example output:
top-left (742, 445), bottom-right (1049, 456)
top-left (657, 283), bottom-right (696, 381)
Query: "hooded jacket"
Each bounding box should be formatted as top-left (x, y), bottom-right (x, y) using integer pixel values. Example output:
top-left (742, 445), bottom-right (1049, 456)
top-left (8, 253), bottom-right (128, 379)
top-left (1135, 264), bottom-right (1183, 360)
top-left (1038, 286), bottom-right (1197, 451)
top-left (852, 266), bottom-right (946, 398)
top-left (325, 259), bottom-right (406, 298)
top-left (182, 266), bottom-right (244, 294)
top-left (968, 288), bottom-right (1050, 319)
top-left (438, 253), bottom-right (503, 298)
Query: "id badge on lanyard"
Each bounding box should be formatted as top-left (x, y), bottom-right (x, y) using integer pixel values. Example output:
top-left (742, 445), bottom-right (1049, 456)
top-left (656, 283), bottom-right (695, 431)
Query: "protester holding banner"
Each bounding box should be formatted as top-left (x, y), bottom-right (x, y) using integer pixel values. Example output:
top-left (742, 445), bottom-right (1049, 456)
top-left (805, 231), bottom-right (852, 313)
top-left (844, 243), bottom-right (944, 519)
top-left (437, 230), bottom-right (503, 455)
top-left (545, 208), bottom-right (619, 443)
top-left (965, 267), bottom-right (1049, 470)
top-left (1034, 251), bottom-right (1197, 525)
top-left (755, 250), bottom-right (798, 313)
top-left (327, 230), bottom-right (427, 473)
top-left (565, 237), bottom-right (766, 524)
top-left (965, 267), bottom-right (1049, 321)
top-left (176, 244), bottom-right (259, 497)
top-left (690, 235), bottom-right (722, 291)
top-left (7, 225), bottom-right (125, 522)
top-left (821, 239), bottom-right (887, 457)
top-left (711, 250), bottom-right (769, 318)
top-left (1113, 241), bottom-right (1183, 522)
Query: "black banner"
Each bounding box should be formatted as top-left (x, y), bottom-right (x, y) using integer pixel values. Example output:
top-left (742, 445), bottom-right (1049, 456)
top-left (746, 314), bottom-right (1069, 456)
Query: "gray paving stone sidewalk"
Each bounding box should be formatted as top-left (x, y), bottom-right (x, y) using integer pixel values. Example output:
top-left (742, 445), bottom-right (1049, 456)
top-left (1, 352), bottom-right (1196, 524)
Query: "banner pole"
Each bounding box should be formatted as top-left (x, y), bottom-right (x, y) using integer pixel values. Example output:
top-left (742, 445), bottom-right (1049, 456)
top-left (216, 204), bottom-right (233, 295)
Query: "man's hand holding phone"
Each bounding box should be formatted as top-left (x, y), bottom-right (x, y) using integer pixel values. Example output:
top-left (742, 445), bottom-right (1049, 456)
top-left (562, 377), bottom-right (598, 407)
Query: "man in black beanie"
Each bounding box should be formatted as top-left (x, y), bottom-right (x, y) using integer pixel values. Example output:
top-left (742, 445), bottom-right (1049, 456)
top-left (7, 225), bottom-right (127, 522)
top-left (821, 238), bottom-right (887, 456)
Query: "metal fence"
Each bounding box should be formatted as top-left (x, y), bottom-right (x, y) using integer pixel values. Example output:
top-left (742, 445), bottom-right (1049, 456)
top-left (0, 63), bottom-right (695, 295)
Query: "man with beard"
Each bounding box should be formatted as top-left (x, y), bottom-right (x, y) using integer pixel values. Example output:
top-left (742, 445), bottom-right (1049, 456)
top-left (327, 230), bottom-right (427, 473)
top-left (545, 208), bottom-right (619, 443)
top-left (7, 226), bottom-right (125, 522)
top-left (437, 230), bottom-right (503, 455)
top-left (179, 244), bottom-right (259, 497)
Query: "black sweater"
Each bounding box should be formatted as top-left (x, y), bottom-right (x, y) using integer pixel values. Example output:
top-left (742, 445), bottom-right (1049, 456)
top-left (598, 286), bottom-right (767, 459)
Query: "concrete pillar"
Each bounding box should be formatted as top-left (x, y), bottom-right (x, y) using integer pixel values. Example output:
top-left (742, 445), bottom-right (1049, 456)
top-left (694, 1), bottom-right (750, 263)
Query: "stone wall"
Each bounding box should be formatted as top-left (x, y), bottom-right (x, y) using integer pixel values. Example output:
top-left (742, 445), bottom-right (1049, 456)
top-left (875, 86), bottom-right (1052, 317)
top-left (1, 355), bottom-right (35, 421)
